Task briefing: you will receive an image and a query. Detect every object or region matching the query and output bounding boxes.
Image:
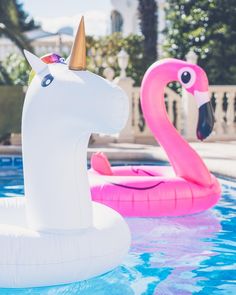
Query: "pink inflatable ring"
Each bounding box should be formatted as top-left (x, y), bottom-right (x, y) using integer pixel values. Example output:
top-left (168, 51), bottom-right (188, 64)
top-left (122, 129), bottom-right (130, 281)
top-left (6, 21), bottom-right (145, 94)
top-left (89, 59), bottom-right (221, 217)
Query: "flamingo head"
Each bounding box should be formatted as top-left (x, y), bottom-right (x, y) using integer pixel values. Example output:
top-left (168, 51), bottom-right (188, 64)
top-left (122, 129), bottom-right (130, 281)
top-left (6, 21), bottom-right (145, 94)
top-left (177, 61), bottom-right (214, 140)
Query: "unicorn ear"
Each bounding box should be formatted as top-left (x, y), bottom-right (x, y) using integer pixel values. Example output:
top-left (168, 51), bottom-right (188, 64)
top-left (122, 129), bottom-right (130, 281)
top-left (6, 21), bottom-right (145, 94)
top-left (24, 50), bottom-right (48, 74)
top-left (65, 55), bottom-right (70, 64)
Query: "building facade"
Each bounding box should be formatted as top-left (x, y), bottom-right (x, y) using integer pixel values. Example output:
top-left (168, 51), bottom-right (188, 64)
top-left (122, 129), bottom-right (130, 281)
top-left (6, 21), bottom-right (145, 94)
top-left (0, 28), bottom-right (73, 61)
top-left (110, 0), bottom-right (166, 55)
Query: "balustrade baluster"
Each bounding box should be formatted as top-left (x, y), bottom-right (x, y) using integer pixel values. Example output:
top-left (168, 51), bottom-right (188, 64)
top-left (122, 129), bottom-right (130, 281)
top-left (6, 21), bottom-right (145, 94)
top-left (214, 91), bottom-right (224, 136)
top-left (226, 91), bottom-right (236, 135)
top-left (133, 88), bottom-right (141, 135)
top-left (175, 99), bottom-right (181, 132)
top-left (167, 96), bottom-right (174, 124)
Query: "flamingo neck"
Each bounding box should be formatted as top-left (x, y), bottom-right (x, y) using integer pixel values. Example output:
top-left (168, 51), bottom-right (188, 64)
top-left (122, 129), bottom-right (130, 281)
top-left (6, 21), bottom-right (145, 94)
top-left (141, 63), bottom-right (212, 186)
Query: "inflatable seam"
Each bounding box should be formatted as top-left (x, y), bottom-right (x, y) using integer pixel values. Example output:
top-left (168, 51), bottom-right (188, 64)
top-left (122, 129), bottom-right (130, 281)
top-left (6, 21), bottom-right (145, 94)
top-left (0, 244), bottom-right (128, 266)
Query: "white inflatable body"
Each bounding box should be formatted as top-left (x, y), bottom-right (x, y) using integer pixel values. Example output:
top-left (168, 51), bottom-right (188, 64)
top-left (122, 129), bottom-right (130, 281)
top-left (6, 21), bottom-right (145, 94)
top-left (0, 202), bottom-right (129, 288)
top-left (0, 19), bottom-right (130, 288)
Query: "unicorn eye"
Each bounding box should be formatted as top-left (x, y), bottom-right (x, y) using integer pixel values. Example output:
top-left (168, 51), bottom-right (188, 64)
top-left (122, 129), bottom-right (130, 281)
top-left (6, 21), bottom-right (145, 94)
top-left (41, 74), bottom-right (54, 87)
top-left (178, 67), bottom-right (196, 89)
top-left (59, 57), bottom-right (66, 63)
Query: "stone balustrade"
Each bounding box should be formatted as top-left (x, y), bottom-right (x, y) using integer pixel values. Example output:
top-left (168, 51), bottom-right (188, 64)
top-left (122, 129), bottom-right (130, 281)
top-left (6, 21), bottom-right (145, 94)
top-left (118, 83), bottom-right (236, 143)
top-left (209, 86), bottom-right (236, 140)
top-left (101, 49), bottom-right (236, 143)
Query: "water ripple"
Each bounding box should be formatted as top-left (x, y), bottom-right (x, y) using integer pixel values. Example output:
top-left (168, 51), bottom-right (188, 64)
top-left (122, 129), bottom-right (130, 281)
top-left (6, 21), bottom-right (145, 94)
top-left (0, 171), bottom-right (235, 294)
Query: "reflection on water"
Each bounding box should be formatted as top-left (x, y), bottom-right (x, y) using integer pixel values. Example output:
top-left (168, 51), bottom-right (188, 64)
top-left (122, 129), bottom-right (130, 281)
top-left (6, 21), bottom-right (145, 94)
top-left (0, 168), bottom-right (24, 198)
top-left (0, 173), bottom-right (236, 294)
top-left (127, 211), bottom-right (221, 295)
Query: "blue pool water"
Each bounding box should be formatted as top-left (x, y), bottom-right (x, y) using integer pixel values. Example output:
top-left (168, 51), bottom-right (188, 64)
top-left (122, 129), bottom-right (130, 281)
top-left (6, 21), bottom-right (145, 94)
top-left (0, 162), bottom-right (236, 294)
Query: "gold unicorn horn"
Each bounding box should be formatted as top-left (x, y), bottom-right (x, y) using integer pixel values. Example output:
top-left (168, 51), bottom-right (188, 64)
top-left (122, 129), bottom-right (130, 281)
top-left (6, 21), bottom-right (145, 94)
top-left (69, 16), bottom-right (86, 71)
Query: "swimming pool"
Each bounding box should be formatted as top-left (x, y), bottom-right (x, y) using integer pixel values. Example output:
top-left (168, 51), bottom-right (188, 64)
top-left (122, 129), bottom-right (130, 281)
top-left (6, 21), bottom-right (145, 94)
top-left (0, 160), bottom-right (236, 294)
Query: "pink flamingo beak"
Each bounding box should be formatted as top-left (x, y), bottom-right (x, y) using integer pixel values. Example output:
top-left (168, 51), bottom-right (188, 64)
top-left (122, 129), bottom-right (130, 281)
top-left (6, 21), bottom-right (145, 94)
top-left (185, 65), bottom-right (215, 141)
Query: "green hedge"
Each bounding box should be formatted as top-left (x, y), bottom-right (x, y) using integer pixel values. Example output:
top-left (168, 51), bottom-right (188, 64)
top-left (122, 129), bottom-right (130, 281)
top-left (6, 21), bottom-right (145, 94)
top-left (0, 86), bottom-right (24, 137)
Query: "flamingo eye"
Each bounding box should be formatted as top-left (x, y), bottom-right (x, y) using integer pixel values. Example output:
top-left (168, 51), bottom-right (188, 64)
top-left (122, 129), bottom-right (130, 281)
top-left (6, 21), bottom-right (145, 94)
top-left (178, 67), bottom-right (196, 89)
top-left (181, 71), bottom-right (191, 83)
top-left (41, 74), bottom-right (54, 87)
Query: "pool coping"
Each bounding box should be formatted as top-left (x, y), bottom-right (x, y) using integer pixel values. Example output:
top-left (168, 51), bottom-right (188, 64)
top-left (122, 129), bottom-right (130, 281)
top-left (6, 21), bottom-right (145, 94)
top-left (0, 142), bottom-right (235, 179)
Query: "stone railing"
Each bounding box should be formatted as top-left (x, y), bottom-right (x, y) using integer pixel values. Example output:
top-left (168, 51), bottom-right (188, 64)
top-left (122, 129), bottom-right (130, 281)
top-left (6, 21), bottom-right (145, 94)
top-left (130, 86), bottom-right (182, 143)
top-left (209, 86), bottom-right (236, 140)
top-left (99, 49), bottom-right (236, 143)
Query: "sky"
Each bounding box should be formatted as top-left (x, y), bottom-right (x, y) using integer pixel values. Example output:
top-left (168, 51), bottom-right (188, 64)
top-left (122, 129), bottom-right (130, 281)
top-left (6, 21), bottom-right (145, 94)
top-left (23, 0), bottom-right (112, 36)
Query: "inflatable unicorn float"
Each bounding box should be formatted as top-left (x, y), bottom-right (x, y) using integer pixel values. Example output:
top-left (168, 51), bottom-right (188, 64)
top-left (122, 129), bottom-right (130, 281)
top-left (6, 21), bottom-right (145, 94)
top-left (89, 59), bottom-right (221, 217)
top-left (0, 17), bottom-right (130, 287)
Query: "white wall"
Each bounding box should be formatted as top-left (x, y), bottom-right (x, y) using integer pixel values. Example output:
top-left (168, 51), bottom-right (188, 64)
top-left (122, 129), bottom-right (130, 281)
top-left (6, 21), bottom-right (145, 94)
top-left (111, 0), bottom-right (166, 56)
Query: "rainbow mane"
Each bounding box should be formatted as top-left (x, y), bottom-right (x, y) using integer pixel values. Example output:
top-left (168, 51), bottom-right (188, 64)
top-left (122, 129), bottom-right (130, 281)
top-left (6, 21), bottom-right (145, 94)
top-left (28, 53), bottom-right (66, 85)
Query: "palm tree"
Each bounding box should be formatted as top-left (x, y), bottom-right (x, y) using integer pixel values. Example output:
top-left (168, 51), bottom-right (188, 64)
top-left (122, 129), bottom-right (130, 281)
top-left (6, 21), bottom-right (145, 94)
top-left (0, 0), bottom-right (33, 53)
top-left (0, 0), bottom-right (34, 84)
top-left (0, 23), bottom-right (32, 53)
top-left (138, 0), bottom-right (158, 67)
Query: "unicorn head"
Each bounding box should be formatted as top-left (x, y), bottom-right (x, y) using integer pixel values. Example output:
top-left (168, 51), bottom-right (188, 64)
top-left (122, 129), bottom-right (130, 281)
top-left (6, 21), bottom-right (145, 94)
top-left (22, 17), bottom-right (129, 231)
top-left (24, 17), bottom-right (129, 136)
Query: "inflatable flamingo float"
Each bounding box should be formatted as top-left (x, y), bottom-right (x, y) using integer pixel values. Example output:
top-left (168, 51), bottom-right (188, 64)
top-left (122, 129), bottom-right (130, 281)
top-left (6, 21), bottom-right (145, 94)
top-left (89, 59), bottom-right (221, 217)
